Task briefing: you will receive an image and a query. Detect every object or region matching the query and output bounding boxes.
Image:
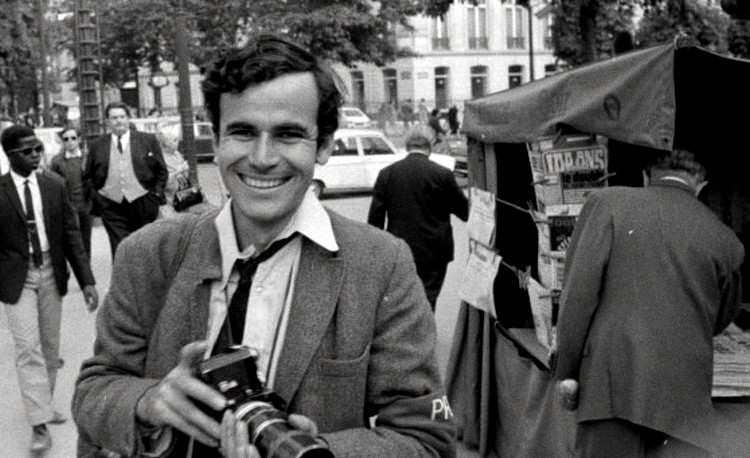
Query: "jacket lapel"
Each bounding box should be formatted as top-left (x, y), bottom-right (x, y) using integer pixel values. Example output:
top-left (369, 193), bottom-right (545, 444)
top-left (1, 174), bottom-right (24, 220)
top-left (185, 215), bottom-right (223, 342)
top-left (38, 173), bottom-right (55, 234)
top-left (273, 239), bottom-right (344, 403)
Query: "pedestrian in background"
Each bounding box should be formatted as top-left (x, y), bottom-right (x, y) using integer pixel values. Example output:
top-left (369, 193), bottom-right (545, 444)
top-left (553, 149), bottom-right (744, 457)
top-left (155, 125), bottom-right (189, 207)
top-left (49, 125), bottom-right (93, 257)
top-left (418, 98), bottom-right (430, 125)
top-left (447, 105), bottom-right (460, 135)
top-left (368, 126), bottom-right (468, 310)
top-left (73, 34), bottom-right (454, 458)
top-left (83, 101), bottom-right (168, 257)
top-left (0, 125), bottom-right (99, 455)
top-left (400, 98), bottom-right (415, 131)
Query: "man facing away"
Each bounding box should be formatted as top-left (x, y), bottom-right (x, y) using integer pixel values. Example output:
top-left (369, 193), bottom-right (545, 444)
top-left (553, 149), bottom-right (745, 457)
top-left (49, 125), bottom-right (93, 258)
top-left (73, 34), bottom-right (455, 458)
top-left (0, 125), bottom-right (99, 455)
top-left (83, 101), bottom-right (168, 257)
top-left (368, 127), bottom-right (468, 310)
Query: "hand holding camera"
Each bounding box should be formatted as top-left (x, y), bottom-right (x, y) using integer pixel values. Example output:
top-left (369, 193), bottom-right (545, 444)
top-left (199, 345), bottom-right (333, 458)
top-left (135, 341), bottom-right (227, 448)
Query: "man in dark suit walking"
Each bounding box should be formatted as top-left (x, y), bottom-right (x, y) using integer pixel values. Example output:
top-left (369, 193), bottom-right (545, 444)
top-left (368, 127), bottom-right (468, 310)
top-left (0, 125), bottom-right (99, 454)
top-left (49, 126), bottom-right (93, 257)
top-left (83, 101), bottom-right (168, 257)
top-left (553, 149), bottom-right (745, 457)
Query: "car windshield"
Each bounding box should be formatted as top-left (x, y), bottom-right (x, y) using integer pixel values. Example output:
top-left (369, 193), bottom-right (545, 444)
top-left (343, 108), bottom-right (365, 118)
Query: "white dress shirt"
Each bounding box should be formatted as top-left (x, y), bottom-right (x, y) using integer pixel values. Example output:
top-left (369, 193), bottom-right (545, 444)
top-left (10, 170), bottom-right (50, 253)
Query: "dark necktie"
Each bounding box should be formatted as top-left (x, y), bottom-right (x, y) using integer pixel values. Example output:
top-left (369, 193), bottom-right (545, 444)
top-left (24, 179), bottom-right (43, 267)
top-left (212, 234), bottom-right (296, 356)
top-left (117, 135), bottom-right (123, 154)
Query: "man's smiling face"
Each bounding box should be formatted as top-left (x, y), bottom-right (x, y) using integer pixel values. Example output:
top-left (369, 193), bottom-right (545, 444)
top-left (214, 72), bottom-right (331, 237)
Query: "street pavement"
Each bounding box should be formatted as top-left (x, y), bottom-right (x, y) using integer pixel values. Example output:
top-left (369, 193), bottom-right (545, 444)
top-left (0, 163), bottom-right (481, 457)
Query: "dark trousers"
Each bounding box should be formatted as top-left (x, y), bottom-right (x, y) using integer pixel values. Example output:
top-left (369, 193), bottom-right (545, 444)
top-left (97, 193), bottom-right (160, 258)
top-left (577, 419), bottom-right (711, 458)
top-left (75, 208), bottom-right (93, 259)
top-left (416, 262), bottom-right (448, 311)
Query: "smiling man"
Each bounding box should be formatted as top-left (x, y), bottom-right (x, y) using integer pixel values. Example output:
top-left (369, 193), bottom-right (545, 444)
top-left (73, 34), bottom-right (455, 458)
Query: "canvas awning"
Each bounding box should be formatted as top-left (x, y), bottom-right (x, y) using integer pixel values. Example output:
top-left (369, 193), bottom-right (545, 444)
top-left (462, 38), bottom-right (750, 157)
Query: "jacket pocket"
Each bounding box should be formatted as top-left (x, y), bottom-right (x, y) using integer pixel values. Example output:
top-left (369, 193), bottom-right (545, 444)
top-left (315, 344), bottom-right (370, 377)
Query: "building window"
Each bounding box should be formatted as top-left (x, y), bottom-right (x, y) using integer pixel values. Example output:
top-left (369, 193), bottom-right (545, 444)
top-left (432, 17), bottom-right (450, 50)
top-left (435, 66), bottom-right (450, 109)
top-left (351, 70), bottom-right (365, 110)
top-left (505, 4), bottom-right (526, 49)
top-left (544, 64), bottom-right (558, 78)
top-left (543, 15), bottom-right (553, 50)
top-left (383, 68), bottom-right (398, 105)
top-left (508, 64), bottom-right (523, 88)
top-left (470, 65), bottom-right (488, 99)
top-left (467, 0), bottom-right (488, 50)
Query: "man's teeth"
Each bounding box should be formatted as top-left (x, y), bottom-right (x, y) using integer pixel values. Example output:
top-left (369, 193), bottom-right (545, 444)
top-left (241, 176), bottom-right (286, 188)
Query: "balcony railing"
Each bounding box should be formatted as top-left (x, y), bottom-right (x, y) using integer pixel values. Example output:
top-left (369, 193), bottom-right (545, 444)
top-left (468, 36), bottom-right (489, 49)
top-left (432, 37), bottom-right (451, 50)
top-left (507, 36), bottom-right (525, 49)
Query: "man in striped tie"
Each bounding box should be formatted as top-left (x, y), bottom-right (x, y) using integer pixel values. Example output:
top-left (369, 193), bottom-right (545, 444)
top-left (0, 125), bottom-right (99, 455)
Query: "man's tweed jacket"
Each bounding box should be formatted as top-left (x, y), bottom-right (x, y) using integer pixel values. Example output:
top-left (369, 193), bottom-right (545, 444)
top-left (73, 209), bottom-right (456, 457)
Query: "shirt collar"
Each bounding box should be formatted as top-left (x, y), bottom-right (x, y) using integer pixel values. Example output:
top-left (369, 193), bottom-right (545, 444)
top-left (10, 169), bottom-right (38, 188)
top-left (214, 189), bottom-right (338, 283)
top-left (64, 148), bottom-right (83, 159)
top-left (112, 130), bottom-right (130, 142)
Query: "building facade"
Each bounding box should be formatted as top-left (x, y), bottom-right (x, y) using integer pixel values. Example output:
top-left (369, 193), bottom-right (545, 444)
top-left (335, 0), bottom-right (558, 116)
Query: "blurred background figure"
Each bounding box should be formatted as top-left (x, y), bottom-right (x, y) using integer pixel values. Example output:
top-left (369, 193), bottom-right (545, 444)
top-left (448, 105), bottom-right (460, 135)
top-left (156, 124), bottom-right (189, 207)
top-left (368, 126), bottom-right (468, 310)
top-left (49, 126), bottom-right (93, 257)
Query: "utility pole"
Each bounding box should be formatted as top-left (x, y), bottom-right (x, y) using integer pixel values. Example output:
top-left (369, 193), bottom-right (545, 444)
top-left (37, 0), bottom-right (52, 126)
top-left (74, 0), bottom-right (103, 146)
top-left (174, 0), bottom-right (198, 184)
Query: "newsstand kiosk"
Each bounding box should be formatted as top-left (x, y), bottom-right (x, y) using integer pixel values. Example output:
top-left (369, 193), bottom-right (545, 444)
top-left (446, 38), bottom-right (750, 457)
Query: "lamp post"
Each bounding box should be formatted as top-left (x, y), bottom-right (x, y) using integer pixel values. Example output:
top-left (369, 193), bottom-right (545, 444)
top-left (148, 73), bottom-right (169, 116)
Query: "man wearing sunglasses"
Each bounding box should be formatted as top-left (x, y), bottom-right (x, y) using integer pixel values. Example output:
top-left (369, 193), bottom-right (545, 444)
top-left (50, 126), bottom-right (93, 258)
top-left (0, 125), bottom-right (99, 454)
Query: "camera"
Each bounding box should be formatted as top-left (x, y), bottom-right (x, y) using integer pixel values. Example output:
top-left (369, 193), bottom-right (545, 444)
top-left (198, 346), bottom-right (333, 458)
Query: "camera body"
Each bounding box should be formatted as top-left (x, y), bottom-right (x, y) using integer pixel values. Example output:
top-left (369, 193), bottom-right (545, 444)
top-left (198, 346), bottom-right (333, 458)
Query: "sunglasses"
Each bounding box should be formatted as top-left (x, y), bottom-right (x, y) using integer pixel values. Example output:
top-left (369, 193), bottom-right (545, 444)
top-left (8, 144), bottom-right (44, 156)
top-left (62, 136), bottom-right (78, 141)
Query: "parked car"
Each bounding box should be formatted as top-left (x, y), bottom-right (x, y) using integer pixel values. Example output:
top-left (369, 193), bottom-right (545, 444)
top-left (339, 106), bottom-right (374, 129)
top-left (311, 128), bottom-right (456, 197)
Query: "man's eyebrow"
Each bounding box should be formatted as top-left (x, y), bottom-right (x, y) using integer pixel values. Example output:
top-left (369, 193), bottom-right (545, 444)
top-left (224, 121), bottom-right (257, 132)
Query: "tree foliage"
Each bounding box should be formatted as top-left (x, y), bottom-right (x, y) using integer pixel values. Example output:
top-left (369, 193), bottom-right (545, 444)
top-left (87, 0), bottom-right (451, 89)
top-left (0, 0), bottom-right (39, 117)
top-left (637, 0), bottom-right (730, 52)
top-left (728, 19), bottom-right (750, 58)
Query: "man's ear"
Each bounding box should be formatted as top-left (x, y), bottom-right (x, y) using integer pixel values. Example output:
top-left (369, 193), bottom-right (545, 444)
top-left (695, 180), bottom-right (708, 197)
top-left (316, 137), bottom-right (333, 165)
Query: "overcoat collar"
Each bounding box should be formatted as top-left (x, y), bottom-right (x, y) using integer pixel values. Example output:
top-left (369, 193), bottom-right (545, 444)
top-left (180, 211), bottom-right (344, 404)
top-left (652, 177), bottom-right (695, 196)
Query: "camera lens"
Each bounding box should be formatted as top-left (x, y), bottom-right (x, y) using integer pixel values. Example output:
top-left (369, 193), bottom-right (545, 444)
top-left (235, 401), bottom-right (334, 458)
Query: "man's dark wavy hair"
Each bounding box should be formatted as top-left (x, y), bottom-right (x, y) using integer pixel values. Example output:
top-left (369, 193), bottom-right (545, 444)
top-left (201, 34), bottom-right (343, 148)
top-left (647, 148), bottom-right (706, 182)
